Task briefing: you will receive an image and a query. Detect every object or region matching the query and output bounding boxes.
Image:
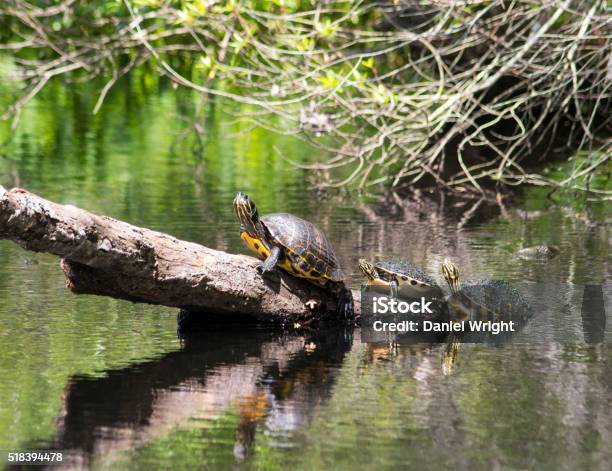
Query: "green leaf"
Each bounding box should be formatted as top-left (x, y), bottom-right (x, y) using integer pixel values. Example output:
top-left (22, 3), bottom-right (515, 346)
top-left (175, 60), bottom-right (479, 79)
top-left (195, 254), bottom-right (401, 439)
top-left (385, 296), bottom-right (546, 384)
top-left (296, 37), bottom-right (315, 52)
top-left (318, 71), bottom-right (341, 90)
top-left (362, 57), bottom-right (375, 70)
top-left (315, 19), bottom-right (338, 39)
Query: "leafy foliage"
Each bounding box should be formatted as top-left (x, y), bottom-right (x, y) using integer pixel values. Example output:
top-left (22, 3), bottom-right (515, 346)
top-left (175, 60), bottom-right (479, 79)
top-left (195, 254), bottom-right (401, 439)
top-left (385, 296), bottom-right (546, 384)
top-left (0, 0), bottom-right (610, 194)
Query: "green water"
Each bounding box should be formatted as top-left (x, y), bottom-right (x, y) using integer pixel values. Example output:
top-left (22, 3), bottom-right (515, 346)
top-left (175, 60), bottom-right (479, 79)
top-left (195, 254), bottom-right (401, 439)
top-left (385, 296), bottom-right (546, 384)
top-left (0, 77), bottom-right (610, 470)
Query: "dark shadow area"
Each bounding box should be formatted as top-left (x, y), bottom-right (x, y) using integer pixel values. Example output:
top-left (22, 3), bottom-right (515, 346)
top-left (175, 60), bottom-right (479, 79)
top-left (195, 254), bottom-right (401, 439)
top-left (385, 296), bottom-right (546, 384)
top-left (42, 326), bottom-right (353, 468)
top-left (581, 284), bottom-right (606, 344)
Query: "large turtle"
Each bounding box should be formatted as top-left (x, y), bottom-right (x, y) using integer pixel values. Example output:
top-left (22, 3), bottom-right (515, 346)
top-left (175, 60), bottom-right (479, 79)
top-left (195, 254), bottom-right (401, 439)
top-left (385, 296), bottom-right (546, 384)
top-left (358, 258), bottom-right (444, 300)
top-left (438, 259), bottom-right (533, 374)
top-left (440, 258), bottom-right (532, 326)
top-left (233, 192), bottom-right (353, 319)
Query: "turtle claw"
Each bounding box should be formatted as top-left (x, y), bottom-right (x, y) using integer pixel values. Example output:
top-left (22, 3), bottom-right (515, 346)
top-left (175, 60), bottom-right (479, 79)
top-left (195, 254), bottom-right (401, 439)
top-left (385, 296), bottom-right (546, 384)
top-left (257, 262), bottom-right (276, 276)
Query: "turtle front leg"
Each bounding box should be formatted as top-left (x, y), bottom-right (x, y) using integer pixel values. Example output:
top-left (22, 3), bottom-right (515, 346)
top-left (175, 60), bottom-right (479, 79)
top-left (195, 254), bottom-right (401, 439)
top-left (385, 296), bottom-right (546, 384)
top-left (259, 245), bottom-right (281, 274)
top-left (389, 279), bottom-right (399, 300)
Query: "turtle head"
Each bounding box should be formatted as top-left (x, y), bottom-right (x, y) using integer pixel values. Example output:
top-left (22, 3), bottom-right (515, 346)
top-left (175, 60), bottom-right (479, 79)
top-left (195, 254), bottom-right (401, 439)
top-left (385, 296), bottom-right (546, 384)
top-left (358, 259), bottom-right (378, 280)
top-left (441, 258), bottom-right (461, 294)
top-left (233, 192), bottom-right (261, 237)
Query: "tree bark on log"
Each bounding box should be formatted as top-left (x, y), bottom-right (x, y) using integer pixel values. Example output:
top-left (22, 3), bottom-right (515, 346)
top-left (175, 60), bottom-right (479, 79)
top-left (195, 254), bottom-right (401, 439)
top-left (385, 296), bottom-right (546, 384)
top-left (0, 186), bottom-right (359, 322)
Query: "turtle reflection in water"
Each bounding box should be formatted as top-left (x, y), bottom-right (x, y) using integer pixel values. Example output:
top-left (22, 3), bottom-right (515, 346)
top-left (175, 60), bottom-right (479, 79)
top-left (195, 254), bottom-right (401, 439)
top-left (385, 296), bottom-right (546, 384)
top-left (233, 192), bottom-right (353, 320)
top-left (439, 258), bottom-right (533, 373)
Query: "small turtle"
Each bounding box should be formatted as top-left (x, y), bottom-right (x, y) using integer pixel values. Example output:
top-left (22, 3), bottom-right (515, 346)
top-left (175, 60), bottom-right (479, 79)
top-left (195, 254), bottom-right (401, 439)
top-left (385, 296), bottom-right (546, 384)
top-left (359, 258), bottom-right (444, 300)
top-left (233, 192), bottom-right (353, 319)
top-left (517, 245), bottom-right (560, 260)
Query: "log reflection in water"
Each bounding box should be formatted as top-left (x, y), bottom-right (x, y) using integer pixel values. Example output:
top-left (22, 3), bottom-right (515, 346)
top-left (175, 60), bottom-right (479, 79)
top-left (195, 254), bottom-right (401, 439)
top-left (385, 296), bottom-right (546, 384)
top-left (52, 326), bottom-right (353, 468)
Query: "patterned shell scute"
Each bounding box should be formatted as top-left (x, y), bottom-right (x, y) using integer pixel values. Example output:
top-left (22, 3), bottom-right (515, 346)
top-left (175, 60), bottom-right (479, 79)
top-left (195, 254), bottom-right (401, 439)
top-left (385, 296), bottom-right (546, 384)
top-left (457, 279), bottom-right (532, 318)
top-left (375, 260), bottom-right (437, 286)
top-left (262, 213), bottom-right (344, 281)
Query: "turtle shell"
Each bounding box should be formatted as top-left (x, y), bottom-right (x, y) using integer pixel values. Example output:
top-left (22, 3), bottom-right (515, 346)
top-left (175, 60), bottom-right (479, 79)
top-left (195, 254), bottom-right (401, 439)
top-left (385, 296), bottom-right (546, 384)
top-left (517, 245), bottom-right (560, 259)
top-left (447, 279), bottom-right (533, 343)
top-left (449, 279), bottom-right (532, 321)
top-left (375, 260), bottom-right (438, 287)
top-left (365, 259), bottom-right (444, 299)
top-left (262, 213), bottom-right (344, 282)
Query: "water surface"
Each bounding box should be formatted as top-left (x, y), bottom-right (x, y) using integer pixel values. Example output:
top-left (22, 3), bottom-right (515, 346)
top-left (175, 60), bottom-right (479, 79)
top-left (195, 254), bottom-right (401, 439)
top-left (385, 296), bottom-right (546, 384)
top-left (0, 78), bottom-right (610, 470)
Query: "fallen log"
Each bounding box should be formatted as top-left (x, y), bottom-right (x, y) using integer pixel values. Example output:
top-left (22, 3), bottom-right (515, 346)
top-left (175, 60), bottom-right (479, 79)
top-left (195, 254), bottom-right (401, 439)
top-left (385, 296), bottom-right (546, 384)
top-left (0, 186), bottom-right (359, 322)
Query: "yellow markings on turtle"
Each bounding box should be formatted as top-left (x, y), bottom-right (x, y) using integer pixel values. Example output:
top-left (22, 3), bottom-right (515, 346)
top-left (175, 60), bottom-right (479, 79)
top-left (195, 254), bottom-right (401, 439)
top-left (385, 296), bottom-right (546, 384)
top-left (241, 231), bottom-right (270, 261)
top-left (240, 231), bottom-right (329, 286)
top-left (285, 246), bottom-right (330, 283)
top-left (367, 278), bottom-right (390, 288)
top-left (278, 258), bottom-right (296, 273)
